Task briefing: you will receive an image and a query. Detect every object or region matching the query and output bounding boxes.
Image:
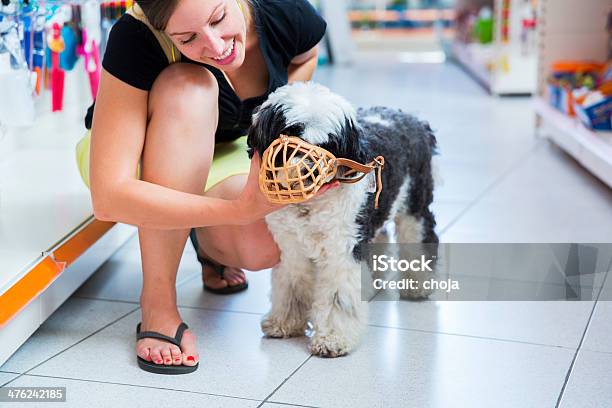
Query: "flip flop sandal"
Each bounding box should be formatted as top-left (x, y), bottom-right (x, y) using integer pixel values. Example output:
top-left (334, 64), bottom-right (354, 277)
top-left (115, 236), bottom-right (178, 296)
top-left (136, 321), bottom-right (199, 375)
top-left (189, 228), bottom-right (249, 295)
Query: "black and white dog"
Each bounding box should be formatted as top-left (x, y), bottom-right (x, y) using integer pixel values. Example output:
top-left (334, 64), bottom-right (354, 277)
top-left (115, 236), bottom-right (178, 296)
top-left (247, 82), bottom-right (439, 357)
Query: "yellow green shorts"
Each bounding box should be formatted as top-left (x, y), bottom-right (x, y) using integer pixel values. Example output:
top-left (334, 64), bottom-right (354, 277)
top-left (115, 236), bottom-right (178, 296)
top-left (75, 130), bottom-right (251, 193)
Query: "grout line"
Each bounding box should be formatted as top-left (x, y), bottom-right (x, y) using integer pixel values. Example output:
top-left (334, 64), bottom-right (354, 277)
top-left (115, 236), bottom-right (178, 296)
top-left (1, 372), bottom-right (263, 403)
top-left (0, 307), bottom-right (141, 388)
top-left (176, 305), bottom-right (265, 316)
top-left (257, 356), bottom-right (315, 408)
top-left (555, 265), bottom-right (612, 408)
top-left (70, 294), bottom-right (140, 305)
top-left (367, 323), bottom-right (577, 350)
top-left (261, 401), bottom-right (321, 408)
top-left (438, 140), bottom-right (543, 236)
top-left (71, 294), bottom-right (265, 316)
top-left (0, 373), bottom-right (20, 388)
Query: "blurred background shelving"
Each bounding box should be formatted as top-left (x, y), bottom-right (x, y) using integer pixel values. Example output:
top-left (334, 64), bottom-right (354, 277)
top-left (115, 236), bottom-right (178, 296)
top-left (442, 0), bottom-right (538, 95)
top-left (534, 0), bottom-right (612, 188)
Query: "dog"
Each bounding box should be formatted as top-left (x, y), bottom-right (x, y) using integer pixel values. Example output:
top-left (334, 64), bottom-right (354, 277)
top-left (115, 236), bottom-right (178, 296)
top-left (247, 82), bottom-right (439, 357)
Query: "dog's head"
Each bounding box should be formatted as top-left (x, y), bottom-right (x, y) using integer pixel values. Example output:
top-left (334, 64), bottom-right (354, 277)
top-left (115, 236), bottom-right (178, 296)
top-left (247, 82), bottom-right (365, 164)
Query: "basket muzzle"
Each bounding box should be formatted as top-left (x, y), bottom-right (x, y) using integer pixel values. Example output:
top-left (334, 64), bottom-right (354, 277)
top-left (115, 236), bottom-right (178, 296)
top-left (258, 134), bottom-right (385, 209)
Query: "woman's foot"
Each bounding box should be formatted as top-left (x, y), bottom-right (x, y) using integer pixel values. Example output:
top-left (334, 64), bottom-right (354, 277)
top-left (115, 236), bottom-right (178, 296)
top-left (136, 302), bottom-right (199, 367)
top-left (202, 263), bottom-right (247, 290)
top-left (190, 227), bottom-right (248, 292)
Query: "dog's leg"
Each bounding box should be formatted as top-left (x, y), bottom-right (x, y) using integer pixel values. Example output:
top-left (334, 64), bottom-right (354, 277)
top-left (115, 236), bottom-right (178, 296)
top-left (395, 214), bottom-right (437, 299)
top-left (308, 253), bottom-right (366, 358)
top-left (261, 249), bottom-right (313, 338)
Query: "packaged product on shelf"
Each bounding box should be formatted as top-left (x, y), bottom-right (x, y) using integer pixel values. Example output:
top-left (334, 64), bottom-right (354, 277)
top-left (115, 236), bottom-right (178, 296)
top-left (547, 61), bottom-right (611, 132)
top-left (573, 64), bottom-right (612, 132)
top-left (574, 88), bottom-right (611, 132)
top-left (474, 6), bottom-right (493, 44)
top-left (547, 61), bottom-right (602, 115)
top-left (0, 12), bottom-right (35, 127)
top-left (0, 0), bottom-right (109, 119)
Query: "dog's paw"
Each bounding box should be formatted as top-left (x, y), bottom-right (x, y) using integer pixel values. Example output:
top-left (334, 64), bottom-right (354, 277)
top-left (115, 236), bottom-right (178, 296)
top-left (261, 316), bottom-right (305, 338)
top-left (309, 333), bottom-right (355, 357)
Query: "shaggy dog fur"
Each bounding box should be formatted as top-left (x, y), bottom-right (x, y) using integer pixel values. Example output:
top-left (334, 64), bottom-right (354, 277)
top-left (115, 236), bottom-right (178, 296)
top-left (247, 82), bottom-right (439, 357)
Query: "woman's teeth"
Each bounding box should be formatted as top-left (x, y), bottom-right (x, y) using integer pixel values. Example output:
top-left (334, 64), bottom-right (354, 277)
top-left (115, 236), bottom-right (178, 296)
top-left (213, 39), bottom-right (234, 60)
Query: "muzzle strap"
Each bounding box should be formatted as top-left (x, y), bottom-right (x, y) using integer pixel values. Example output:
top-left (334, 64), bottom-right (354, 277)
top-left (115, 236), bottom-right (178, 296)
top-left (335, 156), bottom-right (385, 209)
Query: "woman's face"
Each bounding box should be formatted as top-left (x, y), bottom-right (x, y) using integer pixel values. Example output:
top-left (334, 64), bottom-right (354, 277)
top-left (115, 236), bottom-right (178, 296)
top-left (165, 0), bottom-right (247, 71)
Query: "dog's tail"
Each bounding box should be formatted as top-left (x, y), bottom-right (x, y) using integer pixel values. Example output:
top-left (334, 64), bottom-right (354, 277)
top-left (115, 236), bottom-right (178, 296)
top-left (422, 121), bottom-right (442, 189)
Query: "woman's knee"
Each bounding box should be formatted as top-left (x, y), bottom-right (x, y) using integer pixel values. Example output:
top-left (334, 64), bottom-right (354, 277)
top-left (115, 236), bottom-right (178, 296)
top-left (200, 223), bottom-right (280, 271)
top-left (239, 245), bottom-right (281, 271)
top-left (236, 227), bottom-right (281, 271)
top-left (148, 63), bottom-right (218, 119)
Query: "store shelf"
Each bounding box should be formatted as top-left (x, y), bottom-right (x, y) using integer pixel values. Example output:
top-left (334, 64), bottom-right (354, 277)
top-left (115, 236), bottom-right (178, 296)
top-left (448, 40), bottom-right (537, 95)
top-left (0, 60), bottom-right (134, 365)
top-left (348, 9), bottom-right (456, 24)
top-left (535, 97), bottom-right (612, 188)
top-left (447, 0), bottom-right (538, 95)
top-left (449, 40), bottom-right (493, 91)
top-left (534, 0), bottom-right (610, 189)
top-left (0, 149), bottom-right (93, 293)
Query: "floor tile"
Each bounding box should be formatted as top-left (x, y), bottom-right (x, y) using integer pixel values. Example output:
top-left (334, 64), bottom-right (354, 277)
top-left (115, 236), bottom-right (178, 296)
top-left (430, 201), bottom-right (471, 232)
top-left (74, 235), bottom-right (200, 303)
top-left (442, 143), bottom-right (612, 243)
top-left (368, 299), bottom-right (593, 348)
top-left (597, 270), bottom-right (612, 301)
top-left (1, 374), bottom-right (259, 408)
top-left (0, 298), bottom-right (137, 373)
top-left (428, 243), bottom-right (611, 290)
top-left (177, 269), bottom-right (271, 315)
top-left (269, 325), bottom-right (573, 408)
top-left (559, 350), bottom-right (612, 408)
top-left (581, 280), bottom-right (612, 353)
top-left (0, 372), bottom-right (19, 387)
top-left (28, 307), bottom-right (310, 401)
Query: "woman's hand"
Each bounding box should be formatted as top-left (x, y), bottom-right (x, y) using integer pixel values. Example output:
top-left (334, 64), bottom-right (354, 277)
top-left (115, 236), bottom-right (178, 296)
top-left (233, 152), bottom-right (340, 225)
top-left (234, 152), bottom-right (284, 224)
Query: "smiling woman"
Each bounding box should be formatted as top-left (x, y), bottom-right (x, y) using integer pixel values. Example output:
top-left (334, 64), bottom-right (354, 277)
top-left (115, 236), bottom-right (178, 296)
top-left (78, 0), bottom-right (327, 376)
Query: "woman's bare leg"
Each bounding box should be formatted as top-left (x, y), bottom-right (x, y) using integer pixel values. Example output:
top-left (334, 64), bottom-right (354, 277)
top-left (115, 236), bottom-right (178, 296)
top-left (195, 174), bottom-right (281, 277)
top-left (135, 63), bottom-right (281, 368)
top-left (196, 173), bottom-right (250, 289)
top-left (136, 64), bottom-right (218, 367)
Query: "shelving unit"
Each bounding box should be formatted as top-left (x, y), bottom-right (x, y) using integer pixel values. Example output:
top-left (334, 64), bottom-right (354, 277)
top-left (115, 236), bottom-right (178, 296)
top-left (0, 59), bottom-right (134, 367)
top-left (535, 0), bottom-right (611, 188)
top-left (446, 0), bottom-right (538, 95)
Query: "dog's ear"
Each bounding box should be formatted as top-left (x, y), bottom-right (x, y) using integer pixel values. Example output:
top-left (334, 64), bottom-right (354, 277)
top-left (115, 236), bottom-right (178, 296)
top-left (322, 118), bottom-right (368, 163)
top-left (247, 105), bottom-right (288, 159)
top-left (246, 106), bottom-right (262, 159)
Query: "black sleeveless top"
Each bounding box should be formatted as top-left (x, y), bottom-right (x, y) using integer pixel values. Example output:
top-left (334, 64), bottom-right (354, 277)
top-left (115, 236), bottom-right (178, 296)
top-left (84, 0), bottom-right (327, 143)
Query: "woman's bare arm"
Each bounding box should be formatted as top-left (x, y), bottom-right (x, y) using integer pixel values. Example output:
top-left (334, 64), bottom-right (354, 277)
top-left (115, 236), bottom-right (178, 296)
top-left (288, 46), bottom-right (318, 83)
top-left (90, 69), bottom-right (255, 229)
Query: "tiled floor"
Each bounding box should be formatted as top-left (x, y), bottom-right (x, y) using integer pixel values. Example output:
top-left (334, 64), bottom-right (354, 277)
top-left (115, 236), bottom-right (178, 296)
top-left (2, 54), bottom-right (612, 407)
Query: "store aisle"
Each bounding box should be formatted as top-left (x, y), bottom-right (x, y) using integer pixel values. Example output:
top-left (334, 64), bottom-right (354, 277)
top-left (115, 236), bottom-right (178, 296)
top-left (1, 56), bottom-right (611, 407)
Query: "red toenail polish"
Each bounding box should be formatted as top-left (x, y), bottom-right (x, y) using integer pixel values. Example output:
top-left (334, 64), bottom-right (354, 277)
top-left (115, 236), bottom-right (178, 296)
top-left (187, 356), bottom-right (195, 362)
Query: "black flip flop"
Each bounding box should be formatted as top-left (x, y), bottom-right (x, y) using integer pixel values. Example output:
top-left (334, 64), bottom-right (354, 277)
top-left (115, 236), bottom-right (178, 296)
top-left (136, 322), bottom-right (199, 375)
top-left (189, 228), bottom-right (249, 295)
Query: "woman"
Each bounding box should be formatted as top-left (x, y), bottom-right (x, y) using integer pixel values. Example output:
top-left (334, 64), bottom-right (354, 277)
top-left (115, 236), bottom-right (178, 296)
top-left (83, 0), bottom-right (333, 374)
